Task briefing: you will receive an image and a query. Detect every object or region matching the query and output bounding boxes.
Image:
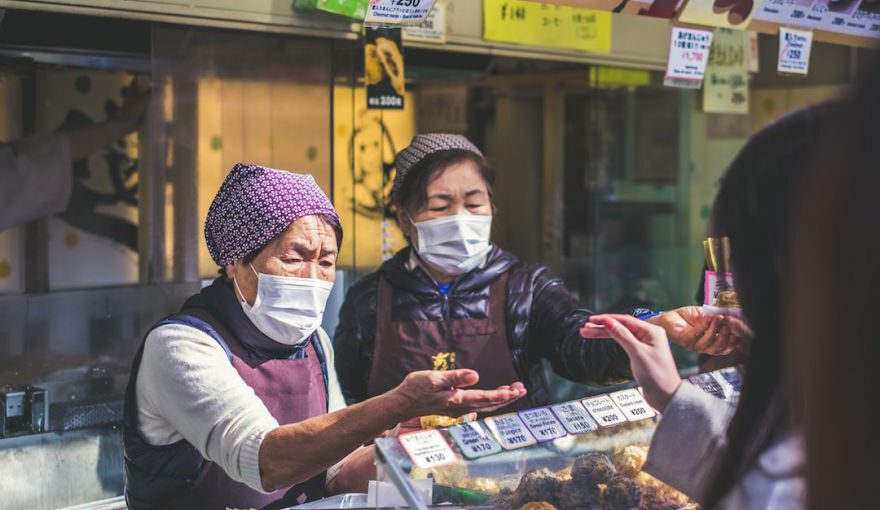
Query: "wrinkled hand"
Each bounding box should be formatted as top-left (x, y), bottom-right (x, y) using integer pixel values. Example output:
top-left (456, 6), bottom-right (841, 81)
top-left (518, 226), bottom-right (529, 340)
top-left (646, 306), bottom-right (743, 355)
top-left (393, 370), bottom-right (527, 419)
top-left (581, 315), bottom-right (681, 413)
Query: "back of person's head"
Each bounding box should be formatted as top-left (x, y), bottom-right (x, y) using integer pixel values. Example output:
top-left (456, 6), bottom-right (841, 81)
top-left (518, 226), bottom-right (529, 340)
top-left (787, 59), bottom-right (880, 510)
top-left (703, 103), bottom-right (840, 505)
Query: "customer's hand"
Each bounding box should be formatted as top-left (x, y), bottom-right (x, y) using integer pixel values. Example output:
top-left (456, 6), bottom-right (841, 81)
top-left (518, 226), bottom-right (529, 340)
top-left (392, 370), bottom-right (526, 419)
top-left (646, 306), bottom-right (742, 355)
top-left (581, 314), bottom-right (681, 413)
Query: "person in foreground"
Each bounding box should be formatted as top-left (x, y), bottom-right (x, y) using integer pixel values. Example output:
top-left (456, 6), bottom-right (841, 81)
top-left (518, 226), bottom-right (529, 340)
top-left (335, 134), bottom-right (740, 414)
top-left (122, 163), bottom-right (525, 510)
top-left (582, 103), bottom-right (840, 508)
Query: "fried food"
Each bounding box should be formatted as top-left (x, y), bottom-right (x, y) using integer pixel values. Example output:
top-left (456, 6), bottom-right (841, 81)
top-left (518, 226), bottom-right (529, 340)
top-left (375, 37), bottom-right (405, 96)
top-left (513, 468), bottom-right (563, 508)
top-left (557, 480), bottom-right (602, 510)
top-left (517, 502), bottom-right (558, 510)
top-left (461, 477), bottom-right (502, 495)
top-left (602, 476), bottom-right (642, 510)
top-left (636, 472), bottom-right (693, 510)
top-left (612, 446), bottom-right (648, 479)
top-left (409, 461), bottom-right (468, 487)
top-left (364, 43), bottom-right (384, 85)
top-left (490, 488), bottom-right (517, 510)
top-left (570, 452), bottom-right (617, 487)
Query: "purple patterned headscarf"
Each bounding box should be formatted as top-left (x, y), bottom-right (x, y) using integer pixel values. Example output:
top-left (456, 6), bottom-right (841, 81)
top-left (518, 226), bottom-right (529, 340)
top-left (205, 163), bottom-right (339, 266)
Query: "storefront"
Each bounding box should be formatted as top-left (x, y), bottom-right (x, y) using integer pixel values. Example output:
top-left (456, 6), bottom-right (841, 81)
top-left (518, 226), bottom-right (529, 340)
top-left (0, 0), bottom-right (873, 508)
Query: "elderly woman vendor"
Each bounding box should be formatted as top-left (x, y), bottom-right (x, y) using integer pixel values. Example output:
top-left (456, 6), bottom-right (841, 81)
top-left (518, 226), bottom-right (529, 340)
top-left (335, 134), bottom-right (740, 412)
top-left (122, 164), bottom-right (525, 510)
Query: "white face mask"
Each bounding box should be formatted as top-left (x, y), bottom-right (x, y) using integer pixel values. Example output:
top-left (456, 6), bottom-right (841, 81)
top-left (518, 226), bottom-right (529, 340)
top-left (411, 214), bottom-right (493, 276)
top-left (234, 264), bottom-right (333, 346)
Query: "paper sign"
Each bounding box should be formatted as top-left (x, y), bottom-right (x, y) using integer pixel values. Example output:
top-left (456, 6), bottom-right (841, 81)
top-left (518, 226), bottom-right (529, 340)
top-left (518, 407), bottom-right (568, 442)
top-left (551, 402), bottom-right (600, 434)
top-left (482, 0), bottom-right (612, 54)
top-left (366, 0), bottom-right (439, 25)
top-left (582, 395), bottom-right (627, 427)
top-left (689, 372), bottom-right (728, 400)
top-left (704, 28), bottom-right (749, 115)
top-left (448, 422), bottom-right (502, 459)
top-left (664, 27), bottom-right (714, 89)
top-left (747, 31), bottom-right (760, 73)
top-left (609, 389), bottom-right (657, 421)
top-left (715, 366), bottom-right (744, 395)
top-left (778, 27), bottom-right (813, 75)
top-left (484, 414), bottom-right (538, 450)
top-left (366, 27), bottom-right (405, 110)
top-left (403, 0), bottom-right (446, 43)
top-left (399, 429), bottom-right (457, 469)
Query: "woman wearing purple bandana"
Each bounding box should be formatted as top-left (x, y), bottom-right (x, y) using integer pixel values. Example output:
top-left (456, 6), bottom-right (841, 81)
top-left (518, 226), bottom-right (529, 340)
top-left (122, 163), bottom-right (526, 510)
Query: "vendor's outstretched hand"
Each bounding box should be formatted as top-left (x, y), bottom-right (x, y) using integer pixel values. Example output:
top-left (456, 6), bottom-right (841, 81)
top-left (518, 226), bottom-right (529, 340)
top-left (581, 314), bottom-right (681, 413)
top-left (645, 306), bottom-right (746, 355)
top-left (394, 370), bottom-right (526, 419)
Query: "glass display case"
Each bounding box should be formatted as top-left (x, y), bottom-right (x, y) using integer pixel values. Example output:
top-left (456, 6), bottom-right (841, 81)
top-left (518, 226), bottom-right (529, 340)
top-left (374, 367), bottom-right (742, 510)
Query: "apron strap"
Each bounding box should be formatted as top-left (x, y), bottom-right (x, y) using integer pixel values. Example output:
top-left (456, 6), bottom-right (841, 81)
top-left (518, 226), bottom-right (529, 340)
top-left (488, 272), bottom-right (509, 333)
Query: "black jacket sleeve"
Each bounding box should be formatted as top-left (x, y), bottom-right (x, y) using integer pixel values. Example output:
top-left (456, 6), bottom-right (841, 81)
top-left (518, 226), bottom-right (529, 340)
top-left (527, 265), bottom-right (632, 386)
top-left (333, 280), bottom-right (374, 405)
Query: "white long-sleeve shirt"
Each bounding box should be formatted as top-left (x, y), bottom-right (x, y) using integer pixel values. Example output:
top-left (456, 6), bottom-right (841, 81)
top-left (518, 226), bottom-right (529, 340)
top-left (135, 323), bottom-right (347, 493)
top-left (0, 133), bottom-right (72, 231)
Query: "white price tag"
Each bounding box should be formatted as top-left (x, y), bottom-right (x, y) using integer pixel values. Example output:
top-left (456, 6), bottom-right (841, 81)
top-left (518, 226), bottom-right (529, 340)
top-left (689, 372), bottom-right (728, 400)
top-left (778, 27), bottom-right (813, 76)
top-left (518, 408), bottom-right (568, 442)
top-left (582, 395), bottom-right (627, 427)
top-left (448, 422), bottom-right (502, 459)
top-left (399, 429), bottom-right (457, 469)
top-left (664, 26), bottom-right (713, 89)
top-left (550, 402), bottom-right (600, 435)
top-left (403, 0), bottom-right (446, 43)
top-left (366, 0), bottom-right (439, 25)
top-left (484, 414), bottom-right (538, 450)
top-left (609, 389), bottom-right (656, 421)
top-left (715, 367), bottom-right (743, 395)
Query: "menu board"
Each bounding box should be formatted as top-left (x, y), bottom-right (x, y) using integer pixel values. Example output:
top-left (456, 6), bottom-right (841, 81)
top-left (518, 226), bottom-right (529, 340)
top-left (448, 422), bottom-right (502, 459)
top-left (482, 0), bottom-right (612, 53)
top-left (518, 408), bottom-right (569, 442)
top-left (485, 414), bottom-right (538, 450)
top-left (551, 402), bottom-right (600, 434)
top-left (582, 395), bottom-right (628, 427)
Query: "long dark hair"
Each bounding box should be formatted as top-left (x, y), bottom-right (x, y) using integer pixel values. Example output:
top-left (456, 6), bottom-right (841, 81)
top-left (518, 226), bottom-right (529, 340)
top-left (703, 104), bottom-right (835, 506)
top-left (788, 62), bottom-right (880, 510)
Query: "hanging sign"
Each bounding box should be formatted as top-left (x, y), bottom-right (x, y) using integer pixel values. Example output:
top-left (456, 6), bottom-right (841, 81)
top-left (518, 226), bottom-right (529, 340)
top-left (703, 28), bottom-right (750, 115)
top-left (403, 0), bottom-right (447, 43)
top-left (365, 27), bottom-right (406, 109)
top-left (484, 414), bottom-right (538, 450)
top-left (399, 429), bottom-right (457, 469)
top-left (777, 27), bottom-right (813, 75)
top-left (365, 0), bottom-right (439, 25)
top-left (664, 27), bottom-right (714, 89)
top-left (551, 402), bottom-right (600, 434)
top-left (448, 421), bottom-right (502, 459)
top-left (518, 407), bottom-right (568, 442)
top-left (482, 0), bottom-right (612, 54)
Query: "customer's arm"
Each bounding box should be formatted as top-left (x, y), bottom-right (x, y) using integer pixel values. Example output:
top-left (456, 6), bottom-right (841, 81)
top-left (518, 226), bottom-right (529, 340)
top-left (527, 265), bottom-right (632, 385)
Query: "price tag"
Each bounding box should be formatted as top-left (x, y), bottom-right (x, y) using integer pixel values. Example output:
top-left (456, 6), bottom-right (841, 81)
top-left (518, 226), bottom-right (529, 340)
top-left (715, 367), bottom-right (743, 395)
top-left (609, 389), bottom-right (656, 421)
top-left (550, 402), bottom-right (599, 435)
top-left (448, 422), bottom-right (502, 459)
top-left (366, 0), bottom-right (439, 25)
top-left (582, 395), bottom-right (627, 427)
top-left (664, 26), bottom-right (713, 89)
top-left (777, 27), bottom-right (813, 76)
top-left (689, 372), bottom-right (727, 400)
top-left (518, 407), bottom-right (568, 442)
top-left (484, 414), bottom-right (537, 450)
top-left (403, 0), bottom-right (446, 43)
top-left (399, 429), bottom-right (457, 469)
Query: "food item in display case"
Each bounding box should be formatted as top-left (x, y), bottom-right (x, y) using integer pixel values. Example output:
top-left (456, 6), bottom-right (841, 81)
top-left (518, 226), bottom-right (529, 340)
top-left (571, 452), bottom-right (617, 487)
top-left (517, 502), bottom-right (559, 510)
top-left (613, 445), bottom-right (647, 478)
top-left (409, 460), bottom-right (469, 487)
top-left (614, 446), bottom-right (695, 510)
top-left (512, 468), bottom-right (564, 508)
top-left (375, 37), bottom-right (405, 96)
top-left (461, 476), bottom-right (503, 495)
top-left (603, 476), bottom-right (643, 510)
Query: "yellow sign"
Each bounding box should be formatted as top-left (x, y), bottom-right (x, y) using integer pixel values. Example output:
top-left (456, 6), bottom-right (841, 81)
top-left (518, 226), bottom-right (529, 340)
top-left (483, 0), bottom-right (612, 54)
top-left (589, 66), bottom-right (652, 87)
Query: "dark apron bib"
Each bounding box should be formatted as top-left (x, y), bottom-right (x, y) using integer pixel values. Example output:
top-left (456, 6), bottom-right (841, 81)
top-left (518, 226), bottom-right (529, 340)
top-left (367, 272), bottom-right (529, 415)
top-left (165, 308), bottom-right (328, 510)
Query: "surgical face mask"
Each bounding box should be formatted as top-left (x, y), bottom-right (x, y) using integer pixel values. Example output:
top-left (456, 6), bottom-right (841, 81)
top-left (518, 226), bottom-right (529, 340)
top-left (410, 213), bottom-right (493, 276)
top-left (234, 264), bottom-right (333, 346)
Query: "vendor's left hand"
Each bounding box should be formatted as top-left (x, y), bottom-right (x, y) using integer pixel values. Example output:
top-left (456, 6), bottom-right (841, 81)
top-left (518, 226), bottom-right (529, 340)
top-left (645, 306), bottom-right (741, 355)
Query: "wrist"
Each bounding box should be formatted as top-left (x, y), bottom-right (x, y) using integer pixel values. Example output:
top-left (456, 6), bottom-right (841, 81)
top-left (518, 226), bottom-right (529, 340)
top-left (381, 387), bottom-right (417, 425)
top-left (648, 377), bottom-right (682, 414)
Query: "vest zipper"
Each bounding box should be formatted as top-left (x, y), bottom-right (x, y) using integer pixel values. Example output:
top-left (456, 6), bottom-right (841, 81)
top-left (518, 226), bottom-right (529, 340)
top-left (442, 293), bottom-right (450, 322)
